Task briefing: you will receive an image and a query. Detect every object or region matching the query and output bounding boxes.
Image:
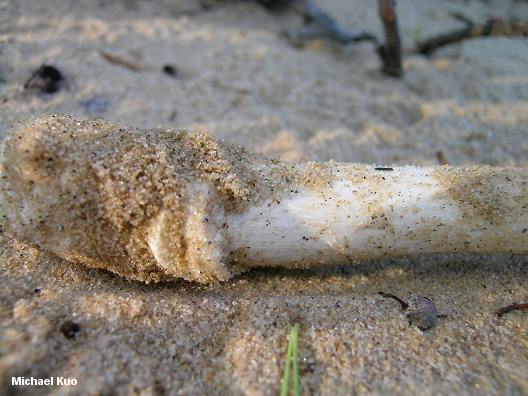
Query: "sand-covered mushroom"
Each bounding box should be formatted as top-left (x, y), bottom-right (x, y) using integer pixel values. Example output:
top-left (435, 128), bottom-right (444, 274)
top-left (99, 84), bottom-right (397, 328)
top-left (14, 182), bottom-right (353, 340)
top-left (1, 115), bottom-right (527, 283)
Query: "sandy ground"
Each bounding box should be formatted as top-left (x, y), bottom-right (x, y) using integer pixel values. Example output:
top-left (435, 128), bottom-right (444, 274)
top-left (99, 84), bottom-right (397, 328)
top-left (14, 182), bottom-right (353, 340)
top-left (1, 0), bottom-right (528, 394)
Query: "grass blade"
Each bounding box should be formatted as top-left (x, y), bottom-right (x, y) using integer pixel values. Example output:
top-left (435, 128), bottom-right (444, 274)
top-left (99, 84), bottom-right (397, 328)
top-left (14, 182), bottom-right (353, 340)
top-left (280, 323), bottom-right (300, 396)
top-left (291, 323), bottom-right (300, 396)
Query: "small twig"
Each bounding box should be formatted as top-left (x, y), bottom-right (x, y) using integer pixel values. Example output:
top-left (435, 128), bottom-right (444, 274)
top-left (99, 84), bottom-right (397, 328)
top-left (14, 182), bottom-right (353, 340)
top-left (285, 0), bottom-right (377, 45)
top-left (98, 50), bottom-right (150, 72)
top-left (416, 19), bottom-right (528, 56)
top-left (495, 303), bottom-right (528, 318)
top-left (436, 150), bottom-right (448, 165)
top-left (449, 11), bottom-right (475, 27)
top-left (257, 0), bottom-right (294, 11)
top-left (379, 291), bottom-right (409, 309)
top-left (377, 0), bottom-right (403, 77)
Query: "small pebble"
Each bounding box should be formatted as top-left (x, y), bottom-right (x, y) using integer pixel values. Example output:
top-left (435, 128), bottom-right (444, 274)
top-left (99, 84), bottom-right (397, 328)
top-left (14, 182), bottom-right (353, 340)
top-left (407, 295), bottom-right (439, 331)
top-left (162, 64), bottom-right (178, 77)
top-left (24, 64), bottom-right (65, 94)
top-left (60, 320), bottom-right (80, 339)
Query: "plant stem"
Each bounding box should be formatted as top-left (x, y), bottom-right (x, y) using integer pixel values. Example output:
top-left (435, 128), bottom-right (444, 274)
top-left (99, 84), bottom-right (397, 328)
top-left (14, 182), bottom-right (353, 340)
top-left (280, 323), bottom-right (300, 396)
top-left (379, 292), bottom-right (409, 310)
top-left (495, 303), bottom-right (528, 317)
top-left (377, 0), bottom-right (403, 77)
top-left (416, 19), bottom-right (528, 56)
top-left (291, 323), bottom-right (300, 396)
top-left (226, 165), bottom-right (528, 269)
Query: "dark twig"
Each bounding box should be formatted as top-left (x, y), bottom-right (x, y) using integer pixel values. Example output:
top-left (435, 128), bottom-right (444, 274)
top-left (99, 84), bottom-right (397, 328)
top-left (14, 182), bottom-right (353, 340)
top-left (416, 19), bottom-right (528, 56)
top-left (377, 0), bottom-right (403, 77)
top-left (379, 291), bottom-right (409, 309)
top-left (99, 50), bottom-right (150, 72)
top-left (449, 11), bottom-right (475, 27)
top-left (436, 150), bottom-right (448, 165)
top-left (257, 0), bottom-right (294, 11)
top-left (285, 0), bottom-right (377, 45)
top-left (495, 303), bottom-right (528, 318)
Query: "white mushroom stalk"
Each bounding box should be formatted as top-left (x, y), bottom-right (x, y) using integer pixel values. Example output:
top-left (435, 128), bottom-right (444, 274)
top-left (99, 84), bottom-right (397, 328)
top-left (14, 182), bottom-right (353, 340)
top-left (2, 115), bottom-right (527, 283)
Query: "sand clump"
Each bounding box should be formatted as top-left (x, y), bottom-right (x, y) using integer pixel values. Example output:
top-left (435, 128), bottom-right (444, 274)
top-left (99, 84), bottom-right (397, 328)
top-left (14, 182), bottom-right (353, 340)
top-left (1, 114), bottom-right (257, 283)
top-left (0, 114), bottom-right (340, 283)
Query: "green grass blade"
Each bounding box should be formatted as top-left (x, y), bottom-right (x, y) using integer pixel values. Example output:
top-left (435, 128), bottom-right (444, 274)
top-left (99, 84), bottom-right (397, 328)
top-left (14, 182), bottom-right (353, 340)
top-left (291, 323), bottom-right (300, 396)
top-left (280, 328), bottom-right (293, 396)
top-left (280, 323), bottom-right (300, 396)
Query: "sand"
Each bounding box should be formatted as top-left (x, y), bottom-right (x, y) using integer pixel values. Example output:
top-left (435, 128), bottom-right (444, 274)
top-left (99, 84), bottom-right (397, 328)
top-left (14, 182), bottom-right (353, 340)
top-left (0, 0), bottom-right (527, 394)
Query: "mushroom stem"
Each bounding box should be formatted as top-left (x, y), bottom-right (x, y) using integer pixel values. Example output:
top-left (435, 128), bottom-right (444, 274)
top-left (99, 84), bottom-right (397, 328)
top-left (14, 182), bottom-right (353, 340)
top-left (225, 165), bottom-right (528, 268)
top-left (2, 115), bottom-right (527, 283)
